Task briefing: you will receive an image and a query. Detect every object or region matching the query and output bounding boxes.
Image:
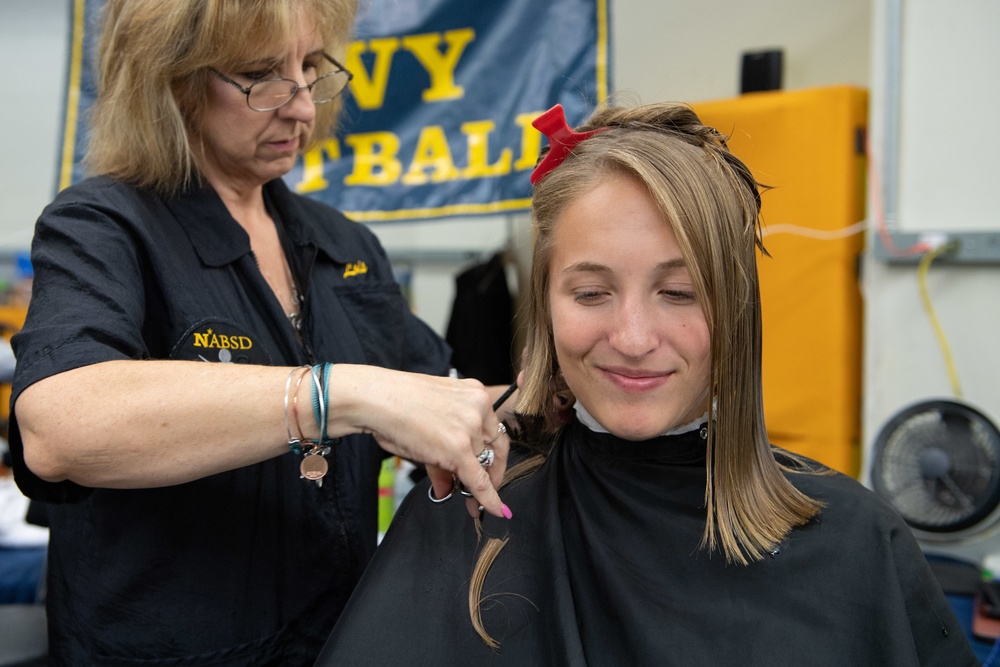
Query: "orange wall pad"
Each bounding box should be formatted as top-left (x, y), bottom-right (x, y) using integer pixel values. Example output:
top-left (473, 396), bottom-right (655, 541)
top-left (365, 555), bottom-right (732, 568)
top-left (693, 86), bottom-right (868, 476)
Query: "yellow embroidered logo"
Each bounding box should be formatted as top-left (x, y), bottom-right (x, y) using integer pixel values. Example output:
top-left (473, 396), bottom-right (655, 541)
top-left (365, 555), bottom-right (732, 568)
top-left (192, 328), bottom-right (254, 351)
top-left (343, 260), bottom-right (369, 278)
top-left (172, 319), bottom-right (271, 365)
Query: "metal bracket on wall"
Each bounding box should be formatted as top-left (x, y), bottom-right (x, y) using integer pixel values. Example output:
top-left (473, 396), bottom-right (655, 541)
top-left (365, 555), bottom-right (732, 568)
top-left (874, 230), bottom-right (1000, 264)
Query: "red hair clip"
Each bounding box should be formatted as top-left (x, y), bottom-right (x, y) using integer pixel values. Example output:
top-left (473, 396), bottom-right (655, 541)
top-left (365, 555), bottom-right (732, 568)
top-left (530, 104), bottom-right (606, 185)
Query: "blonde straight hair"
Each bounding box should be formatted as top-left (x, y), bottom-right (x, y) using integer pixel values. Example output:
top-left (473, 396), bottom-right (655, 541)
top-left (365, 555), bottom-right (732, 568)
top-left (471, 102), bottom-right (823, 645)
top-left (85, 0), bottom-right (357, 196)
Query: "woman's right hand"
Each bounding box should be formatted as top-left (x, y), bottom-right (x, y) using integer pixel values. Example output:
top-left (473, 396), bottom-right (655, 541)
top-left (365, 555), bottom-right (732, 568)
top-left (324, 365), bottom-right (511, 520)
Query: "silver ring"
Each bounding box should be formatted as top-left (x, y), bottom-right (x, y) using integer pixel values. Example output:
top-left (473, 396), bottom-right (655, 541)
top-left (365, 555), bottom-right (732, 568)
top-left (477, 447), bottom-right (495, 468)
top-left (486, 422), bottom-right (507, 446)
top-left (455, 480), bottom-right (474, 497)
top-left (428, 483), bottom-right (453, 503)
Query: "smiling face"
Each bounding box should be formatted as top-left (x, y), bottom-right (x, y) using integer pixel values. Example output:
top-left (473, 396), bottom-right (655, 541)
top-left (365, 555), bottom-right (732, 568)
top-left (193, 11), bottom-right (324, 194)
top-left (548, 173), bottom-right (712, 440)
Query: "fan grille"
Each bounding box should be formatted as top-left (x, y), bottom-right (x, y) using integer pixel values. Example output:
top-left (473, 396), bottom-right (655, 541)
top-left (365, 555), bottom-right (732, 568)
top-left (871, 400), bottom-right (1000, 533)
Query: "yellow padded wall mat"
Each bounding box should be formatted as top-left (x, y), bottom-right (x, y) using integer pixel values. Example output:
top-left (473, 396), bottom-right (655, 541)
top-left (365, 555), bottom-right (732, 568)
top-left (693, 86), bottom-right (868, 476)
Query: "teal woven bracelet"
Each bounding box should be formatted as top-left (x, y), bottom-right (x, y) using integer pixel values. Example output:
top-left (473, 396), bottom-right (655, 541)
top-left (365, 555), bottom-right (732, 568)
top-left (306, 363), bottom-right (336, 448)
top-left (320, 362), bottom-right (332, 444)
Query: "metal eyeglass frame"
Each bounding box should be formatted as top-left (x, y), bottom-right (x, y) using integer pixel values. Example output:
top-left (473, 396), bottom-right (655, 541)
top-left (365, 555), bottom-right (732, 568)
top-left (208, 53), bottom-right (353, 112)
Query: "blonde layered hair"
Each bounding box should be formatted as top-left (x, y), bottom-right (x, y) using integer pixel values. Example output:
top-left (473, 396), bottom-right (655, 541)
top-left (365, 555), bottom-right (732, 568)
top-left (471, 102), bottom-right (823, 646)
top-left (85, 0), bottom-right (357, 196)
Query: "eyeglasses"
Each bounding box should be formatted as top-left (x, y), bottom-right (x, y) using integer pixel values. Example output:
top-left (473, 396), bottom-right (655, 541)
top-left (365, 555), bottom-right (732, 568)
top-left (209, 53), bottom-right (353, 112)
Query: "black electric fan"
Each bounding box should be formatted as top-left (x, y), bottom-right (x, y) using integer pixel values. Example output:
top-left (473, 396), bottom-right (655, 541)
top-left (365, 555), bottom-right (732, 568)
top-left (871, 399), bottom-right (1000, 537)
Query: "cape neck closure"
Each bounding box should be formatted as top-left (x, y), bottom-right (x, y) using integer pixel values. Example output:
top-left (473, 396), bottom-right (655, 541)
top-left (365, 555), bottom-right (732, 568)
top-left (567, 415), bottom-right (709, 467)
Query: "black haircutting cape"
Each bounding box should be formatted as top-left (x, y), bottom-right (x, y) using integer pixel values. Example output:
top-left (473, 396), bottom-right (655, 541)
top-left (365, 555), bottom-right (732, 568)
top-left (317, 418), bottom-right (977, 666)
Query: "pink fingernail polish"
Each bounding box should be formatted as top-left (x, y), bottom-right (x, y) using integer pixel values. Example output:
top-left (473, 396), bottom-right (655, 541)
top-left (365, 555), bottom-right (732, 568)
top-left (501, 503), bottom-right (513, 520)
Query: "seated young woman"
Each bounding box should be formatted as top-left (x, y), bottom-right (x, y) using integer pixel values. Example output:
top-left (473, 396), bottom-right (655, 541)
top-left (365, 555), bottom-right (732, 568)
top-left (315, 101), bottom-right (978, 666)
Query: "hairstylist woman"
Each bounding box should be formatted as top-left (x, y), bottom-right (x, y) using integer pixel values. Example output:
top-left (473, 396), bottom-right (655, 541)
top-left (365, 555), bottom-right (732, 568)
top-left (7, 0), bottom-right (511, 664)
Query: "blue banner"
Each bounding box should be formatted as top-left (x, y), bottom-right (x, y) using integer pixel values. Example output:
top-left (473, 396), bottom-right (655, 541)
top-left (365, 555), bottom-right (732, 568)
top-left (59, 0), bottom-right (609, 222)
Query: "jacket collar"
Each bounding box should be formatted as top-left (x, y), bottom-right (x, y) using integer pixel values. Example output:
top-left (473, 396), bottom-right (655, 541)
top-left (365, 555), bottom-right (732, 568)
top-left (165, 177), bottom-right (352, 267)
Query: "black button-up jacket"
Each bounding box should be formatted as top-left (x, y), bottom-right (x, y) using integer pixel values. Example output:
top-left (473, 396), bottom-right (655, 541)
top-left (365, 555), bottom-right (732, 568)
top-left (9, 176), bottom-right (451, 665)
